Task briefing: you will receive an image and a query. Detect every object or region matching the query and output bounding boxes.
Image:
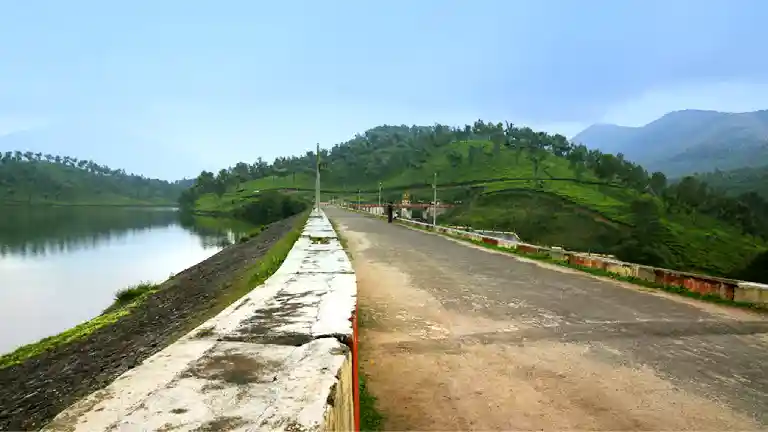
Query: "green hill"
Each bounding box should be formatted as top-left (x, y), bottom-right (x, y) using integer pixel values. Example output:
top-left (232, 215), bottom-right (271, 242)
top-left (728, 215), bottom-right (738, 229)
top-left (181, 121), bottom-right (768, 281)
top-left (0, 151), bottom-right (186, 205)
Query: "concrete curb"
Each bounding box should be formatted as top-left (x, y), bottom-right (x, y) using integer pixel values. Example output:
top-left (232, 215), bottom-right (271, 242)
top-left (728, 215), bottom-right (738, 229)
top-left (44, 209), bottom-right (358, 432)
top-left (344, 205), bottom-right (768, 307)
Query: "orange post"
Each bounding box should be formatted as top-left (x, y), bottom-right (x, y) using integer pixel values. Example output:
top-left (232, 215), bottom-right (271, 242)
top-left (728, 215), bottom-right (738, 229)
top-left (352, 303), bottom-right (360, 431)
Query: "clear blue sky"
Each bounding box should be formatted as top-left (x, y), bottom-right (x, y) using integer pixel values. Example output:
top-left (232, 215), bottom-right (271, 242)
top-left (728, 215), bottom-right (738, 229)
top-left (1, 0), bottom-right (767, 179)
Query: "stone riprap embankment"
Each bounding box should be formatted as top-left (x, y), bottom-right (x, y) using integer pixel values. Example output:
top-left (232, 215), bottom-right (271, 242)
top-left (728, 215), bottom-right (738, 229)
top-left (44, 208), bottom-right (357, 432)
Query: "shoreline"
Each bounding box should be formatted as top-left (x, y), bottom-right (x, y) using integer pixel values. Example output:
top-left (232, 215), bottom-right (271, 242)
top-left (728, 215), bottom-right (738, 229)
top-left (0, 210), bottom-right (308, 430)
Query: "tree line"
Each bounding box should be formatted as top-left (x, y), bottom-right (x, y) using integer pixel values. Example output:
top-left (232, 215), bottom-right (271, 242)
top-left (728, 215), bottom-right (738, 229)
top-left (0, 150), bottom-right (189, 204)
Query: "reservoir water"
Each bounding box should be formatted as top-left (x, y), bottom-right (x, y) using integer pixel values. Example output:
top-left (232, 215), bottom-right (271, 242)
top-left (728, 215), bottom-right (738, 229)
top-left (0, 206), bottom-right (252, 354)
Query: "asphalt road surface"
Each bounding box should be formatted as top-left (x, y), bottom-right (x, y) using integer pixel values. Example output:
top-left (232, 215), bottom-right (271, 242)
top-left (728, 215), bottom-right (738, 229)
top-left (326, 207), bottom-right (768, 431)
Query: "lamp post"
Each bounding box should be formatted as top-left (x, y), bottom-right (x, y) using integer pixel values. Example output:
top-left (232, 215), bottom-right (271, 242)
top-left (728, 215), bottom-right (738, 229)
top-left (315, 143), bottom-right (320, 210)
top-left (378, 182), bottom-right (382, 209)
top-left (432, 172), bottom-right (437, 226)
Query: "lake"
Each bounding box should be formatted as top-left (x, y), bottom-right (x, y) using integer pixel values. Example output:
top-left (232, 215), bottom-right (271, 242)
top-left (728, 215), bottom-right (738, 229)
top-left (0, 206), bottom-right (253, 354)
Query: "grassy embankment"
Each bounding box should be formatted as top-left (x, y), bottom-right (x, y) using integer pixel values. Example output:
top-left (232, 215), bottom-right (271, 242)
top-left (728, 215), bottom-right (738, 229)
top-left (226, 139), bottom-right (766, 279)
top-left (0, 192), bottom-right (309, 369)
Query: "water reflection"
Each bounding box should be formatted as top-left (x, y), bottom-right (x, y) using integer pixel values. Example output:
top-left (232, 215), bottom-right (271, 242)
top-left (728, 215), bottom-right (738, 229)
top-left (0, 206), bottom-right (179, 257)
top-left (0, 206), bottom-right (253, 354)
top-left (178, 212), bottom-right (254, 249)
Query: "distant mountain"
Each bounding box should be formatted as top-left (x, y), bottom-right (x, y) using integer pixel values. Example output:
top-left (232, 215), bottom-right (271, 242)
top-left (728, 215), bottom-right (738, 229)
top-left (568, 123), bottom-right (636, 155)
top-left (572, 109), bottom-right (768, 177)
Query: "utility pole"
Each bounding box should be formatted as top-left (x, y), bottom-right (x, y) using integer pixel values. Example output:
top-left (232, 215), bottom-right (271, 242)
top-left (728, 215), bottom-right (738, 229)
top-left (358, 189), bottom-right (361, 209)
top-left (432, 172), bottom-right (437, 226)
top-left (378, 182), bottom-right (382, 208)
top-left (315, 143), bottom-right (321, 210)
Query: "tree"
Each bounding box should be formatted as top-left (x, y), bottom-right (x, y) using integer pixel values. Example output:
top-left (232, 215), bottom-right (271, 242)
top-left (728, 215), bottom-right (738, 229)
top-left (594, 153), bottom-right (622, 181)
top-left (232, 162), bottom-right (251, 189)
top-left (614, 195), bottom-right (675, 268)
top-left (468, 146), bottom-right (478, 165)
top-left (563, 144), bottom-right (585, 179)
top-left (550, 134), bottom-right (571, 157)
top-left (446, 150), bottom-right (463, 168)
top-left (672, 176), bottom-right (706, 210)
top-left (649, 172), bottom-right (667, 196)
top-left (733, 250), bottom-right (768, 283)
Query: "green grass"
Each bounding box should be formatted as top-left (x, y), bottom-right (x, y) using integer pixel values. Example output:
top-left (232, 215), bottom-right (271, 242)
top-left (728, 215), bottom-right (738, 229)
top-left (238, 226), bottom-right (266, 243)
top-left (193, 186), bottom-right (313, 215)
top-left (0, 309), bottom-right (131, 369)
top-left (355, 304), bottom-right (385, 431)
top-left (359, 374), bottom-right (385, 431)
top-left (661, 212), bottom-right (765, 277)
top-left (113, 281), bottom-right (158, 308)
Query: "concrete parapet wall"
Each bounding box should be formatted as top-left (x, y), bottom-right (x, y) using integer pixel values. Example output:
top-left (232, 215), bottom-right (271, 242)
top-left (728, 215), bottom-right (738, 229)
top-left (341, 204), bottom-right (768, 307)
top-left (45, 209), bottom-right (357, 432)
top-left (735, 283), bottom-right (768, 304)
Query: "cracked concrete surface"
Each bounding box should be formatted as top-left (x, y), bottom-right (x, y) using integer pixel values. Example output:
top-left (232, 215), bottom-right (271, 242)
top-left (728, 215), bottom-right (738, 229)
top-left (44, 210), bottom-right (356, 432)
top-left (328, 207), bottom-right (768, 431)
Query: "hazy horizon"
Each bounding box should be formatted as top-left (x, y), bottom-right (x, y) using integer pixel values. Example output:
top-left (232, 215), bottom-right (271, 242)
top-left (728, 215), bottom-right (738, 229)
top-left (2, 0), bottom-right (768, 180)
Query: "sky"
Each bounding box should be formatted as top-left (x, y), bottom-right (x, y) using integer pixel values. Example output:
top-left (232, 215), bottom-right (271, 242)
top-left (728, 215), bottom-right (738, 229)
top-left (1, 0), bottom-right (768, 180)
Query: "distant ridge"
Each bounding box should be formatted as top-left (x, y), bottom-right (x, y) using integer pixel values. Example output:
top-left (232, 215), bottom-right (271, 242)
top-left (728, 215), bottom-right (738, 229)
top-left (572, 109), bottom-right (768, 176)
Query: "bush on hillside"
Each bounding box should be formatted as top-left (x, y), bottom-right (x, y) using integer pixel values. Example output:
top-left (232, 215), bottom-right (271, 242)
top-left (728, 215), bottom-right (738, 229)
top-left (732, 251), bottom-right (768, 283)
top-left (232, 191), bottom-right (308, 226)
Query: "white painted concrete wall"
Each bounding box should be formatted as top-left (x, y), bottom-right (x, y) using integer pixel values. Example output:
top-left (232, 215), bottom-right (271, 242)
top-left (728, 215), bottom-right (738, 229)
top-left (44, 209), bottom-right (357, 432)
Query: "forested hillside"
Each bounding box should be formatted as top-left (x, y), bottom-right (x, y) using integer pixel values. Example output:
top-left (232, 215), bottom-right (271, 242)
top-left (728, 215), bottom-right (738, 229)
top-left (180, 121), bottom-right (768, 282)
top-left (695, 165), bottom-right (768, 200)
top-left (0, 151), bottom-right (187, 205)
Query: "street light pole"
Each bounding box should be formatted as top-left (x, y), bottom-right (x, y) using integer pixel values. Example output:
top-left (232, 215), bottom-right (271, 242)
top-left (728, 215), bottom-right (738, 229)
top-left (378, 182), bottom-right (382, 208)
top-left (315, 143), bottom-right (321, 211)
top-left (432, 172), bottom-right (437, 226)
top-left (358, 189), bottom-right (361, 209)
